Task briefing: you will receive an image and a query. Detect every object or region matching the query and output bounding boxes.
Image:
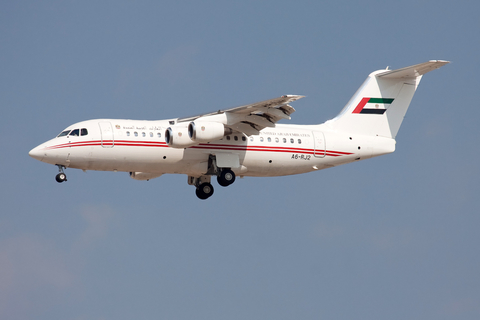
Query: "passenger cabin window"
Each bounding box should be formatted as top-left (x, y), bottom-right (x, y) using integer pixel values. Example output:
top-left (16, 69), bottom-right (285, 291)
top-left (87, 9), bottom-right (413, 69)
top-left (126, 131), bottom-right (130, 136)
top-left (157, 132), bottom-right (161, 138)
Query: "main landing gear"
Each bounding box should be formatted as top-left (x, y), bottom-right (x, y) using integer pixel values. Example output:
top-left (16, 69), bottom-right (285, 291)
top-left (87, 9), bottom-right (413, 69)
top-left (55, 165), bottom-right (67, 183)
top-left (189, 157), bottom-right (237, 200)
top-left (189, 176), bottom-right (215, 200)
top-left (196, 182), bottom-right (214, 200)
top-left (192, 169), bottom-right (236, 200)
top-left (217, 168), bottom-right (236, 187)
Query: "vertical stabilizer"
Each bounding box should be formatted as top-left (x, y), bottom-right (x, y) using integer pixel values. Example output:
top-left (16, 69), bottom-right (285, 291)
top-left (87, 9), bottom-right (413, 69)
top-left (328, 60), bottom-right (449, 139)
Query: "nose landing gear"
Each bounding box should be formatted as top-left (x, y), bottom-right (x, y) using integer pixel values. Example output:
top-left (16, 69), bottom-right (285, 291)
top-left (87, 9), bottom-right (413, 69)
top-left (55, 165), bottom-right (67, 183)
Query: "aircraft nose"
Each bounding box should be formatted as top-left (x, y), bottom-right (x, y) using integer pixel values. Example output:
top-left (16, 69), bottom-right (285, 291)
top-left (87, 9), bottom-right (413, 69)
top-left (29, 145), bottom-right (45, 161)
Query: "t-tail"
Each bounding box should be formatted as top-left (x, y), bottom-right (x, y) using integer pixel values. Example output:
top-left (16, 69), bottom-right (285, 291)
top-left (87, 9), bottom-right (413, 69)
top-left (327, 60), bottom-right (450, 139)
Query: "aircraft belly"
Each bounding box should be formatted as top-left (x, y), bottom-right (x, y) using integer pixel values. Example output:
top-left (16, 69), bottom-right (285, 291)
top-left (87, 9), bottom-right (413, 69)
top-left (66, 145), bottom-right (159, 172)
top-left (67, 144), bottom-right (211, 174)
top-left (241, 151), bottom-right (313, 177)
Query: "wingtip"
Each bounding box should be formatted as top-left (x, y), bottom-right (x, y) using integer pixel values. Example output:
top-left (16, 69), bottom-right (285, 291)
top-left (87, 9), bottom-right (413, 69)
top-left (283, 94), bottom-right (306, 100)
top-left (429, 60), bottom-right (451, 66)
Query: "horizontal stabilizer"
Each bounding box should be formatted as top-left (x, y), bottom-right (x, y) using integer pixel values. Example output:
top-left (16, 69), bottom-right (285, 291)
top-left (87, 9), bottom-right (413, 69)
top-left (377, 60), bottom-right (450, 79)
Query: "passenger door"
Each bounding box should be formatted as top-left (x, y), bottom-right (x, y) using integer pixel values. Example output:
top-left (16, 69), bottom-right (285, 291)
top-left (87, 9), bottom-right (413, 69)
top-left (312, 131), bottom-right (326, 158)
top-left (98, 122), bottom-right (114, 148)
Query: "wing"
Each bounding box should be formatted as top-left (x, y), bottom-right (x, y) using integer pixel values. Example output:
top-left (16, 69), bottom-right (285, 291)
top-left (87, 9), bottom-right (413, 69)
top-left (177, 95), bottom-right (305, 136)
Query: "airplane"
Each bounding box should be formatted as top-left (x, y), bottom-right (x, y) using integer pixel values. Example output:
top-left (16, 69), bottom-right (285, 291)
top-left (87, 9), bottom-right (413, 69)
top-left (29, 60), bottom-right (449, 199)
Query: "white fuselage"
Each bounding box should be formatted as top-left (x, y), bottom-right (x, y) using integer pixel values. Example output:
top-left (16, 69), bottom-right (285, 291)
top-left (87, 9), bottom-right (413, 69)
top-left (28, 61), bottom-right (448, 199)
top-left (29, 119), bottom-right (396, 178)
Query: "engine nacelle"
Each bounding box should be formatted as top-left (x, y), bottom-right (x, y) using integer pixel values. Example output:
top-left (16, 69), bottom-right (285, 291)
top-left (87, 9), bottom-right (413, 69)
top-left (188, 121), bottom-right (228, 143)
top-left (165, 126), bottom-right (197, 148)
top-left (129, 172), bottom-right (163, 181)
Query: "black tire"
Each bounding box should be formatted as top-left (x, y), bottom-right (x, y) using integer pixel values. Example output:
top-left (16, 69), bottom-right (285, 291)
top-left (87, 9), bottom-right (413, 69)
top-left (196, 182), bottom-right (214, 200)
top-left (217, 169), bottom-right (236, 187)
top-left (55, 173), bottom-right (67, 183)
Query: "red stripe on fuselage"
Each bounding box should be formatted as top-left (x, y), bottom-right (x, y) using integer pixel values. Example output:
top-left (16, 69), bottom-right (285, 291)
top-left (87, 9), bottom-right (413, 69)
top-left (43, 140), bottom-right (354, 157)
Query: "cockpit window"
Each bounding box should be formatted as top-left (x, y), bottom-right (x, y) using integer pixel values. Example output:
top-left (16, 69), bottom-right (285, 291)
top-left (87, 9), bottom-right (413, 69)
top-left (56, 128), bottom-right (88, 138)
top-left (57, 130), bottom-right (71, 137)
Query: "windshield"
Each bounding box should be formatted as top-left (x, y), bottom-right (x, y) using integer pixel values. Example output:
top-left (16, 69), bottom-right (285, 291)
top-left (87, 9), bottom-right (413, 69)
top-left (56, 128), bottom-right (89, 138)
top-left (57, 130), bottom-right (71, 137)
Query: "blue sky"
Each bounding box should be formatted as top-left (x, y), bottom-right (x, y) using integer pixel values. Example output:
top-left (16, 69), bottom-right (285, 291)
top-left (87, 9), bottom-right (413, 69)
top-left (1, 1), bottom-right (479, 319)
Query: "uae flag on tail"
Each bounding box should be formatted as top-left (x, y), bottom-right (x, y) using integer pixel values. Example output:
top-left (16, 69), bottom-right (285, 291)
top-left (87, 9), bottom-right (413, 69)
top-left (352, 98), bottom-right (394, 114)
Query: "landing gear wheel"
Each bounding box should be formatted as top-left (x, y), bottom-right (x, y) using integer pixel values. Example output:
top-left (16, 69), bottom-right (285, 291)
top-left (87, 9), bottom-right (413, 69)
top-left (196, 182), bottom-right (214, 200)
top-left (55, 172), bottom-right (67, 183)
top-left (217, 169), bottom-right (236, 187)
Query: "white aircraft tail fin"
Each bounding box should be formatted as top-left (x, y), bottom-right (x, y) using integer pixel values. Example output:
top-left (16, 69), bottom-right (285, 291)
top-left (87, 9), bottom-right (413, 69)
top-left (328, 60), bottom-right (449, 139)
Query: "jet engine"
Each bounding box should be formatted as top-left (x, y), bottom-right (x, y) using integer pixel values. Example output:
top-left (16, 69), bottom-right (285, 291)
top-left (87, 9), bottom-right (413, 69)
top-left (165, 126), bottom-right (197, 148)
top-left (188, 121), bottom-right (230, 143)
